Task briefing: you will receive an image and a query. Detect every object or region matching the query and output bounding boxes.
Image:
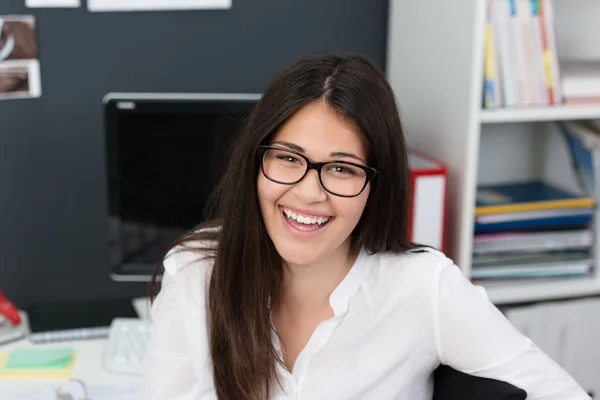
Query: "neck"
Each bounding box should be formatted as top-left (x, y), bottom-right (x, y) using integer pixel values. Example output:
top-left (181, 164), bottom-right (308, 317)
top-left (278, 240), bottom-right (358, 311)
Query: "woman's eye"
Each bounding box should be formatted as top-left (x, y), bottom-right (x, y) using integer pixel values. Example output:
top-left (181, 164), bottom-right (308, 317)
top-left (330, 165), bottom-right (357, 175)
top-left (277, 155), bottom-right (300, 164)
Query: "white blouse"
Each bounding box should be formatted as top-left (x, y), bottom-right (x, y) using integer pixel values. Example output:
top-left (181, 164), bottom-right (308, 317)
top-left (139, 245), bottom-right (590, 400)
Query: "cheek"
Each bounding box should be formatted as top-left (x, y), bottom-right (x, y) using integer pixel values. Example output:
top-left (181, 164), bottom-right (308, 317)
top-left (257, 173), bottom-right (286, 211)
top-left (334, 189), bottom-right (370, 225)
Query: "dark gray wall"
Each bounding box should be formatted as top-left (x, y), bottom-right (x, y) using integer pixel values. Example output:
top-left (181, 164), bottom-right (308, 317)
top-left (0, 0), bottom-right (388, 307)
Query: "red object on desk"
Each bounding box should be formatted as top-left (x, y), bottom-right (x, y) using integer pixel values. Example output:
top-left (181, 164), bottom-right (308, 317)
top-left (408, 150), bottom-right (448, 252)
top-left (0, 291), bottom-right (21, 326)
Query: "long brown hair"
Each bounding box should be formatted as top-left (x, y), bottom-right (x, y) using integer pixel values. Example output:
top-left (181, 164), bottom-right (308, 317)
top-left (150, 52), bottom-right (414, 399)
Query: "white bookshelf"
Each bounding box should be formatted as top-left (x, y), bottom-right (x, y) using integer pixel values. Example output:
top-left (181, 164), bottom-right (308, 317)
top-left (484, 276), bottom-right (600, 304)
top-left (481, 105), bottom-right (600, 124)
top-left (386, 0), bottom-right (600, 305)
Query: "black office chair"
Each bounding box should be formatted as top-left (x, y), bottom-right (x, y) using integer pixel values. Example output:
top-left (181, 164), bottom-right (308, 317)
top-left (433, 365), bottom-right (527, 400)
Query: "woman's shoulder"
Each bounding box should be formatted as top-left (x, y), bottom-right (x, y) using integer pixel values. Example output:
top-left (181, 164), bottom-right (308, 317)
top-left (367, 246), bottom-right (455, 276)
top-left (161, 227), bottom-right (219, 289)
top-left (361, 246), bottom-right (458, 301)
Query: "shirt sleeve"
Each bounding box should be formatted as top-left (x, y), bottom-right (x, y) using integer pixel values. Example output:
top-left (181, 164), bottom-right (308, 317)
top-left (433, 261), bottom-right (591, 400)
top-left (139, 271), bottom-right (199, 400)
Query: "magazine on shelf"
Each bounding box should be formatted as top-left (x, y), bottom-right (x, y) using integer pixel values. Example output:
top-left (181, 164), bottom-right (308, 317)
top-left (470, 259), bottom-right (591, 280)
top-left (559, 121), bottom-right (600, 199)
top-left (473, 229), bottom-right (593, 254)
top-left (475, 180), bottom-right (594, 216)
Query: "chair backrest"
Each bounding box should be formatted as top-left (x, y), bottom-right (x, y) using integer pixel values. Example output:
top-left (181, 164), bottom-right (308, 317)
top-left (433, 365), bottom-right (527, 400)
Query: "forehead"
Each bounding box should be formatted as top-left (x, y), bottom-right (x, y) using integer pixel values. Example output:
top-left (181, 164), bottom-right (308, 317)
top-left (271, 100), bottom-right (368, 161)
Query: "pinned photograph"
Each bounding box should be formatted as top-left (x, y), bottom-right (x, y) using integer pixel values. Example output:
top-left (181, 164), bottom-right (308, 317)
top-left (26, 0), bottom-right (80, 8)
top-left (88, 0), bottom-right (230, 12)
top-left (0, 15), bottom-right (42, 100)
top-left (0, 62), bottom-right (41, 100)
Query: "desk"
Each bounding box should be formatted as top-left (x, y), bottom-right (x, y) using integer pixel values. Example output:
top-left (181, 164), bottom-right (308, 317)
top-left (0, 298), bottom-right (151, 397)
top-left (0, 337), bottom-right (140, 396)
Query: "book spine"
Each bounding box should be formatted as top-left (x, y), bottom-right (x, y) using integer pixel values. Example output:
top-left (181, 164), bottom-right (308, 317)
top-left (518, 0), bottom-right (541, 105)
top-left (530, 0), bottom-right (549, 105)
top-left (511, 0), bottom-right (532, 106)
top-left (536, 0), bottom-right (554, 104)
top-left (493, 0), bottom-right (520, 107)
top-left (484, 0), bottom-right (501, 108)
top-left (542, 0), bottom-right (562, 103)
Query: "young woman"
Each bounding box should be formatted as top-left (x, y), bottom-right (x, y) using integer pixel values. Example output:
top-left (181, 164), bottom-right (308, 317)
top-left (141, 53), bottom-right (590, 399)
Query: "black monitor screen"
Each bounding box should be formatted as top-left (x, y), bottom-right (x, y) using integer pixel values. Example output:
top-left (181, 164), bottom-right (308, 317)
top-left (104, 95), bottom-right (258, 277)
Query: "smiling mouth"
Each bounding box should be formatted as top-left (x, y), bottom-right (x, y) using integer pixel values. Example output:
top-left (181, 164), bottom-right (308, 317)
top-left (279, 206), bottom-right (333, 231)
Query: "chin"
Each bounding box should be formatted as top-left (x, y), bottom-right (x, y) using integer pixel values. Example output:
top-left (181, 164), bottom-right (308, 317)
top-left (275, 241), bottom-right (325, 266)
top-left (270, 223), bottom-right (351, 267)
top-left (269, 208), bottom-right (358, 268)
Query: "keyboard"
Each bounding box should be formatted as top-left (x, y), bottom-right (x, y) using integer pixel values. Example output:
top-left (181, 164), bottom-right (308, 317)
top-left (104, 318), bottom-right (153, 375)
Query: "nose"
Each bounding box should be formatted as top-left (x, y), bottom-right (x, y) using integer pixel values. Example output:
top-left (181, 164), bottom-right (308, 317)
top-left (291, 169), bottom-right (327, 203)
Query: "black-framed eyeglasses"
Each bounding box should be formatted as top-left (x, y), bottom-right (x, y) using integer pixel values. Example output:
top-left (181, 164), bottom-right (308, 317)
top-left (257, 145), bottom-right (378, 197)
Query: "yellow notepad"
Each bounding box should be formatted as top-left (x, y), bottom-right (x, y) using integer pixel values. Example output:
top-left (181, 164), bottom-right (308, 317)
top-left (0, 351), bottom-right (76, 380)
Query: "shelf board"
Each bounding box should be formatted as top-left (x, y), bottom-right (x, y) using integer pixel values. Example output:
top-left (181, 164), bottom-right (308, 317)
top-left (480, 276), bottom-right (600, 305)
top-left (480, 105), bottom-right (600, 124)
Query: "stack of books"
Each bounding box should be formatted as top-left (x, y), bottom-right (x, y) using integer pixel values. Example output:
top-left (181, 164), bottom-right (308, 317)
top-left (472, 180), bottom-right (595, 282)
top-left (561, 61), bottom-right (600, 106)
top-left (482, 0), bottom-right (562, 108)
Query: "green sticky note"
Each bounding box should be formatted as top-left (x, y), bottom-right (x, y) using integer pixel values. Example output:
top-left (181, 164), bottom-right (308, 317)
top-left (5, 347), bottom-right (74, 369)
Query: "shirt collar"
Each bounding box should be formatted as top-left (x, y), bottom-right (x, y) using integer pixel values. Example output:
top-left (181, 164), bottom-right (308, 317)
top-left (328, 247), bottom-right (369, 316)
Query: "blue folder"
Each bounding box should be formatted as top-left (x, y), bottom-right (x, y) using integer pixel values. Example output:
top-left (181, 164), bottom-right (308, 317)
top-left (474, 213), bottom-right (593, 234)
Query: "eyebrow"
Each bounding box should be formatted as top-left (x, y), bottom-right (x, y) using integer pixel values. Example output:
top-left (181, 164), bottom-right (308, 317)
top-left (272, 141), bottom-right (366, 164)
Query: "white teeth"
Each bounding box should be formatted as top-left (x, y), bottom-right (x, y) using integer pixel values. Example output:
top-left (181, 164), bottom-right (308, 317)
top-left (282, 207), bottom-right (330, 225)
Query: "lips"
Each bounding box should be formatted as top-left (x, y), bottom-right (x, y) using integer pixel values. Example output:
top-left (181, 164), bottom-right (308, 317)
top-left (279, 205), bottom-right (333, 224)
top-left (278, 205), bottom-right (334, 236)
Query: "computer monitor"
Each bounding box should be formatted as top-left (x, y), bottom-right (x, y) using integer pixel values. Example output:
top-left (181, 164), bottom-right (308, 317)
top-left (103, 93), bottom-right (261, 281)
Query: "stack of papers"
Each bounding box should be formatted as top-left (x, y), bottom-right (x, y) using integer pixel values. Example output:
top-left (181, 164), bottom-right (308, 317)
top-left (0, 347), bottom-right (75, 380)
top-left (561, 60), bottom-right (600, 105)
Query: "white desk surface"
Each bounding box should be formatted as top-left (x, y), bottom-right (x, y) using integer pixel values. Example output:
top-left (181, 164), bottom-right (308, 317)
top-left (0, 337), bottom-right (141, 395)
top-left (0, 298), bottom-right (151, 396)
